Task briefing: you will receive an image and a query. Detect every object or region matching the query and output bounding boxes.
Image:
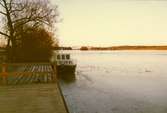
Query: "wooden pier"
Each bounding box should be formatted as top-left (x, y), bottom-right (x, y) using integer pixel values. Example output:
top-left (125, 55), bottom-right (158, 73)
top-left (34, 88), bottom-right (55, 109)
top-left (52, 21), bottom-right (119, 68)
top-left (0, 63), bottom-right (68, 113)
top-left (0, 63), bottom-right (57, 85)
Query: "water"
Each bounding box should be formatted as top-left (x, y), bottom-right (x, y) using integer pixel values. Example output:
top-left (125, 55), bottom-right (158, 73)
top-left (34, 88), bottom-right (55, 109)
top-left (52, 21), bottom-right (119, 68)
top-left (58, 50), bottom-right (167, 113)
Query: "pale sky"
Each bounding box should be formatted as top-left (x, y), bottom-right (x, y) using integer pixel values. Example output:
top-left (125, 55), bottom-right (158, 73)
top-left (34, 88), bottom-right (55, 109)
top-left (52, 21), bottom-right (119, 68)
top-left (52, 0), bottom-right (167, 47)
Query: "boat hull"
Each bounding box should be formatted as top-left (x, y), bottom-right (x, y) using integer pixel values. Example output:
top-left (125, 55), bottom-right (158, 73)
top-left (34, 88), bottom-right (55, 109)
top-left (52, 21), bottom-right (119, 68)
top-left (56, 65), bottom-right (76, 79)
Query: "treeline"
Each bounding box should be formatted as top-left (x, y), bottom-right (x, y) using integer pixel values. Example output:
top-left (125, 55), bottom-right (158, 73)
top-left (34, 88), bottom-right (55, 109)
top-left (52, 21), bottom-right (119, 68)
top-left (53, 47), bottom-right (72, 50)
top-left (80, 46), bottom-right (167, 50)
top-left (52, 46), bottom-right (167, 51)
top-left (0, 0), bottom-right (58, 62)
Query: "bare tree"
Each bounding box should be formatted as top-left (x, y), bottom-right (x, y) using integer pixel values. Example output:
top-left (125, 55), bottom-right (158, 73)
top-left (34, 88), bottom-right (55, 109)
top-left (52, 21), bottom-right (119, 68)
top-left (0, 0), bottom-right (58, 62)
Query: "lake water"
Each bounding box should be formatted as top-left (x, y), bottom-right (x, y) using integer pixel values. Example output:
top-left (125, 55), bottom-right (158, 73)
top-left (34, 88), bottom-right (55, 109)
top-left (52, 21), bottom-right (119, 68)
top-left (58, 50), bottom-right (167, 113)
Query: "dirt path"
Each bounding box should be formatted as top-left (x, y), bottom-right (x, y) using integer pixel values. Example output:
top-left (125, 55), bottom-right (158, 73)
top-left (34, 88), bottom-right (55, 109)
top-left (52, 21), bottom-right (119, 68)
top-left (0, 83), bottom-right (67, 113)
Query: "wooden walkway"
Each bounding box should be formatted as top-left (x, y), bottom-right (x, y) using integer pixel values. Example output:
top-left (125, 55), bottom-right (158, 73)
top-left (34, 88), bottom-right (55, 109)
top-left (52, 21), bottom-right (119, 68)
top-left (0, 83), bottom-right (68, 113)
top-left (0, 63), bottom-right (56, 85)
top-left (0, 63), bottom-right (68, 113)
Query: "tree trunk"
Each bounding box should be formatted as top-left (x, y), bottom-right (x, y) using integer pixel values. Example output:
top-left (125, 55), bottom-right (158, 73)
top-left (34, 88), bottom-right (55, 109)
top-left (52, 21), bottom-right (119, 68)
top-left (3, 0), bottom-right (16, 62)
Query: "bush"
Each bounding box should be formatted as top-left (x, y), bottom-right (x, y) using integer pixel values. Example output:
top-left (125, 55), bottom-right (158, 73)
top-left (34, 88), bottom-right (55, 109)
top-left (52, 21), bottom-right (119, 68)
top-left (14, 27), bottom-right (55, 62)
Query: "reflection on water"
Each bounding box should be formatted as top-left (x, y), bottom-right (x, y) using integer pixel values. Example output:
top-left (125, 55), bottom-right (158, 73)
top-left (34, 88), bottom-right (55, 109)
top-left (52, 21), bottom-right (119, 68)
top-left (58, 50), bottom-right (167, 113)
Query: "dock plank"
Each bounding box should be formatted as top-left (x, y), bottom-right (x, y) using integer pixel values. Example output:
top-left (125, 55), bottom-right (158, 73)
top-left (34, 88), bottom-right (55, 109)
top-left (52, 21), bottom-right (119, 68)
top-left (0, 83), bottom-right (68, 113)
top-left (4, 64), bottom-right (55, 85)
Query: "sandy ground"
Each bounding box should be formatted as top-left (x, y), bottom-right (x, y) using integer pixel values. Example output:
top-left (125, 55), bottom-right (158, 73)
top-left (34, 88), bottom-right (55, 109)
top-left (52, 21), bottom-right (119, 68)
top-left (0, 83), bottom-right (67, 113)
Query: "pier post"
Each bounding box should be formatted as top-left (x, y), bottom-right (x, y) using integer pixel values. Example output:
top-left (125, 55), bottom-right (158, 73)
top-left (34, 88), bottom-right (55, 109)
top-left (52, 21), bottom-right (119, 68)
top-left (52, 63), bottom-right (57, 82)
top-left (2, 63), bottom-right (7, 85)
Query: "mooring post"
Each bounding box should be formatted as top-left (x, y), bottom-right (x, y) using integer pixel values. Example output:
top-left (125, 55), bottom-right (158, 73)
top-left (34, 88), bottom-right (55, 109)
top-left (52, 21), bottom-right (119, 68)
top-left (51, 63), bottom-right (57, 82)
top-left (2, 63), bottom-right (7, 85)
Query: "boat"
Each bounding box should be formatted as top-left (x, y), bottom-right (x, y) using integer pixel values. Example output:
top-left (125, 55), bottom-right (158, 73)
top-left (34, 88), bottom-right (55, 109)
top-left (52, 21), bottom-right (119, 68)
top-left (55, 52), bottom-right (76, 79)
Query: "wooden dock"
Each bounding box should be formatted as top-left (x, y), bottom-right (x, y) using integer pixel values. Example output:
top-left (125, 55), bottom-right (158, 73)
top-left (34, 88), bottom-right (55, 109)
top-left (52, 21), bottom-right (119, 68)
top-left (0, 63), bottom-right (68, 113)
top-left (0, 83), bottom-right (68, 113)
top-left (0, 63), bottom-right (56, 85)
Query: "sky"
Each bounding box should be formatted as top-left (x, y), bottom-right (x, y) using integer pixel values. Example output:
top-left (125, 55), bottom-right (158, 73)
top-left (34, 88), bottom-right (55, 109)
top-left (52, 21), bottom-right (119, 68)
top-left (52, 0), bottom-right (167, 47)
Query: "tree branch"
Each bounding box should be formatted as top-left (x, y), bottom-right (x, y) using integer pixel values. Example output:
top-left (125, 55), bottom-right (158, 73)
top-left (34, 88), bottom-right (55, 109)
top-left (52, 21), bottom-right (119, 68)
top-left (0, 1), bottom-right (5, 8)
top-left (0, 10), bottom-right (6, 15)
top-left (9, 0), bottom-right (13, 11)
top-left (0, 31), bottom-right (9, 37)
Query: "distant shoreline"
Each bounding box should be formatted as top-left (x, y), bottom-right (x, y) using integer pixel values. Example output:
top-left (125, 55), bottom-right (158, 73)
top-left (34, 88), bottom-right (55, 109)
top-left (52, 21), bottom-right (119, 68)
top-left (79, 46), bottom-right (167, 51)
top-left (53, 46), bottom-right (167, 51)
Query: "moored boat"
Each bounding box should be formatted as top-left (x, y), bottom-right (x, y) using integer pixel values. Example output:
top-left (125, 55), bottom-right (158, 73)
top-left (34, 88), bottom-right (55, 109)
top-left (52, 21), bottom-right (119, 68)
top-left (55, 52), bottom-right (76, 79)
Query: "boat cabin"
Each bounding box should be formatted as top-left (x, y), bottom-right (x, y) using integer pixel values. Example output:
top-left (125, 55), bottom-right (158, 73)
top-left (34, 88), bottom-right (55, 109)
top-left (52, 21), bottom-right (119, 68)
top-left (55, 53), bottom-right (74, 65)
top-left (56, 54), bottom-right (70, 60)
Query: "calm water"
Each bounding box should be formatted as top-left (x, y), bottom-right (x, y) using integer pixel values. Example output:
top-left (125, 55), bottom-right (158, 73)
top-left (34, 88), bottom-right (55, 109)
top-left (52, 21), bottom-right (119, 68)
top-left (59, 50), bottom-right (167, 113)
